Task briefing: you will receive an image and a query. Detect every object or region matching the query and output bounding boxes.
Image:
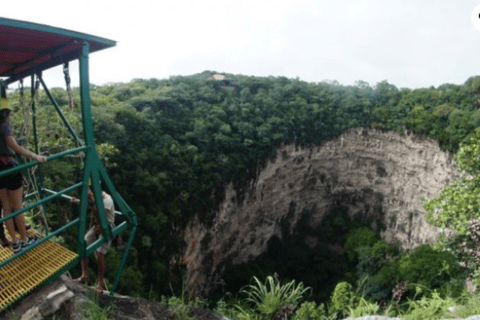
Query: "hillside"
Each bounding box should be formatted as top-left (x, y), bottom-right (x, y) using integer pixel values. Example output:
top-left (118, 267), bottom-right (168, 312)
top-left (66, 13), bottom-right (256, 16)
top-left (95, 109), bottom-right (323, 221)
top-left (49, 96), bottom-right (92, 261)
top-left (5, 71), bottom-right (480, 308)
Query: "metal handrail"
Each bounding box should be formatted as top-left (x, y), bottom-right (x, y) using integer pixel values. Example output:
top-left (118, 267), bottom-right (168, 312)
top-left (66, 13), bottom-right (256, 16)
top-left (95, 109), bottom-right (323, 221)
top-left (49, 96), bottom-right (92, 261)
top-left (0, 146), bottom-right (87, 179)
top-left (0, 182), bottom-right (82, 224)
top-left (0, 146), bottom-right (87, 223)
top-left (42, 188), bottom-right (125, 216)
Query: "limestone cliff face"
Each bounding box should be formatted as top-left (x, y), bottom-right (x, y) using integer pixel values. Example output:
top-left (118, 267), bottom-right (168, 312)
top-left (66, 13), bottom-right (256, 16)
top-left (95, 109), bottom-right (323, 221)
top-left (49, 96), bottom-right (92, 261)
top-left (182, 128), bottom-right (460, 297)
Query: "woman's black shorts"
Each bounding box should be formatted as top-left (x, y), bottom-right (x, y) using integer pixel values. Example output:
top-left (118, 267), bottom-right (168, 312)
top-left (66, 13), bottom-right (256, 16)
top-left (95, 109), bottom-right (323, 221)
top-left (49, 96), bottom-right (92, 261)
top-left (0, 165), bottom-right (23, 190)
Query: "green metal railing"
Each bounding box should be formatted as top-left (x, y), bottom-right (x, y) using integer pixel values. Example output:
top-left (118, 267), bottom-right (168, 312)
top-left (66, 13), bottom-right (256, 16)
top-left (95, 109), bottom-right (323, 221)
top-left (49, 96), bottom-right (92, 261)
top-left (0, 147), bottom-right (87, 180)
top-left (0, 41), bottom-right (137, 296)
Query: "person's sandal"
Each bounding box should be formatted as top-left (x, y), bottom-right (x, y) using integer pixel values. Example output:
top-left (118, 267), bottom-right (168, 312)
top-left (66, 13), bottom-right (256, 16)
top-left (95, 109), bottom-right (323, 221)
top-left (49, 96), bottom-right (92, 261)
top-left (21, 236), bottom-right (36, 248)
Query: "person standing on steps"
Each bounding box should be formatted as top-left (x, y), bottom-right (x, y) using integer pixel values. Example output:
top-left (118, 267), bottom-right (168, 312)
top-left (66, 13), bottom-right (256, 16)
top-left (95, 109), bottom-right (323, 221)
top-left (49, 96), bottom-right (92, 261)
top-left (0, 98), bottom-right (47, 253)
top-left (71, 186), bottom-right (115, 292)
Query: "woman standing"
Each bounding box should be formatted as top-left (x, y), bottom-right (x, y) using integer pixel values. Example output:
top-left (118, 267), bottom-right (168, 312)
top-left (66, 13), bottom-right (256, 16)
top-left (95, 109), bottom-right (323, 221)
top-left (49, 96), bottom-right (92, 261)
top-left (0, 98), bottom-right (47, 253)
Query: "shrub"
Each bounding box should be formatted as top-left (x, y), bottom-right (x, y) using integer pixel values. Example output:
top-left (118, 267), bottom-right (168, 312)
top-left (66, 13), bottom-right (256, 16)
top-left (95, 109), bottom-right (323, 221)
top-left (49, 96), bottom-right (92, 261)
top-left (258, 292), bottom-right (282, 316)
top-left (397, 244), bottom-right (466, 292)
top-left (371, 239), bottom-right (387, 257)
top-left (445, 288), bottom-right (480, 319)
top-left (344, 228), bottom-right (379, 263)
top-left (401, 288), bottom-right (455, 320)
top-left (239, 275), bottom-right (312, 319)
top-left (377, 257), bottom-right (402, 286)
top-left (164, 294), bottom-right (194, 320)
top-left (329, 282), bottom-right (359, 318)
top-left (347, 297), bottom-right (380, 318)
top-left (372, 239), bottom-right (402, 263)
top-left (355, 240), bottom-right (402, 303)
top-left (360, 274), bottom-right (392, 304)
top-left (355, 246), bottom-right (379, 277)
top-left (295, 301), bottom-right (328, 320)
top-left (215, 297), bottom-right (239, 318)
top-left (438, 277), bottom-right (467, 300)
top-left (356, 240), bottom-right (401, 278)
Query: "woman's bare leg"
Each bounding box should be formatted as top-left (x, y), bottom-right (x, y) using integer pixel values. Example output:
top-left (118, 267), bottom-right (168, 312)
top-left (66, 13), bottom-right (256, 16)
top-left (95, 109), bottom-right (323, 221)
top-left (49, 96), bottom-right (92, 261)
top-left (9, 187), bottom-right (26, 242)
top-left (0, 188), bottom-right (17, 243)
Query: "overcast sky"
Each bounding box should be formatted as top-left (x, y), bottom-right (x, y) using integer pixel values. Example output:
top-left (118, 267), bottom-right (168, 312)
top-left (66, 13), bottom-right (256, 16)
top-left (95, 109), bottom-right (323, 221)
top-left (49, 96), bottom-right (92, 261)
top-left (2, 0), bottom-right (480, 90)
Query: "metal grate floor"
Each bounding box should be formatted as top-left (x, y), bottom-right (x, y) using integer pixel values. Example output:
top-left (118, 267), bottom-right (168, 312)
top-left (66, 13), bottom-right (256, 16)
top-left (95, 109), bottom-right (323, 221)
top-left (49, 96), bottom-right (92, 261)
top-left (0, 229), bottom-right (77, 310)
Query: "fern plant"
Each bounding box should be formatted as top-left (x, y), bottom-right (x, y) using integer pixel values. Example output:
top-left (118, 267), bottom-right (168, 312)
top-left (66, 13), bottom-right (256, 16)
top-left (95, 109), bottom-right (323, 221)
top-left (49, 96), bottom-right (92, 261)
top-left (239, 274), bottom-right (312, 319)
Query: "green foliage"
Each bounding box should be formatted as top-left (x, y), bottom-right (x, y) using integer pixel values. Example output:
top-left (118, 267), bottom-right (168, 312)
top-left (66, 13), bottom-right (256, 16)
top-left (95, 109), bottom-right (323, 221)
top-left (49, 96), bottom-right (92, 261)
top-left (239, 274), bottom-right (311, 319)
top-left (165, 296), bottom-right (195, 320)
top-left (222, 209), bottom-right (354, 304)
top-left (8, 312), bottom-right (21, 320)
top-left (358, 273), bottom-right (392, 304)
top-left (162, 281), bottom-right (210, 320)
top-left (76, 291), bottom-right (117, 320)
top-left (328, 281), bottom-right (358, 318)
top-left (9, 71), bottom-right (480, 302)
top-left (438, 277), bottom-right (468, 300)
top-left (355, 246), bottom-right (379, 277)
top-left (400, 288), bottom-right (455, 320)
top-left (353, 249), bottom-right (401, 305)
top-left (443, 288), bottom-right (480, 319)
top-left (83, 73), bottom-right (480, 299)
top-left (369, 239), bottom-right (401, 268)
top-left (343, 227), bottom-right (379, 263)
top-left (295, 301), bottom-right (331, 320)
top-left (379, 244), bottom-right (466, 293)
top-left (346, 296), bottom-right (380, 318)
top-left (230, 274), bottom-right (480, 320)
top-left (214, 297), bottom-right (237, 318)
top-left (353, 242), bottom-right (400, 298)
top-left (425, 127), bottom-right (480, 236)
top-left (234, 306), bottom-right (261, 320)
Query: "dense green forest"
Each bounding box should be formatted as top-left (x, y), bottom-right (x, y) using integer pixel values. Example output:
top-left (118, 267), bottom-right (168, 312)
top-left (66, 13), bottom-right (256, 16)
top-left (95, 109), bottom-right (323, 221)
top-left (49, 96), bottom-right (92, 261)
top-left (6, 71), bottom-right (480, 308)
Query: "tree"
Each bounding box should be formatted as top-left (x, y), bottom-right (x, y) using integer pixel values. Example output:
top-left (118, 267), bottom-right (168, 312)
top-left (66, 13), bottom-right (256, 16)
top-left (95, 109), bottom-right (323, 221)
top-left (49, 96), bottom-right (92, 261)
top-left (425, 127), bottom-right (480, 235)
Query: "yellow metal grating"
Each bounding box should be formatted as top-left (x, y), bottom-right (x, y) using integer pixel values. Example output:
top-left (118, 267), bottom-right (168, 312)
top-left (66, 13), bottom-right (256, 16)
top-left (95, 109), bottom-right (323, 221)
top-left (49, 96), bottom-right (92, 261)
top-left (0, 229), bottom-right (78, 310)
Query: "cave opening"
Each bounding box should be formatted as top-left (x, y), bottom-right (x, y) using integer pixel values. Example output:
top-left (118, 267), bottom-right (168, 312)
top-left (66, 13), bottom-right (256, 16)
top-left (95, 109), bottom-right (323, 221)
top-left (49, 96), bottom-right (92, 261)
top-left (212, 190), bottom-right (388, 304)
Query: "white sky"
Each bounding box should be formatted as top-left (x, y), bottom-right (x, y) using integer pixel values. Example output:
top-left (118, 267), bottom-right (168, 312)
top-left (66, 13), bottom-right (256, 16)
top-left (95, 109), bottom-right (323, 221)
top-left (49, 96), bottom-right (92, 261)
top-left (2, 0), bottom-right (480, 90)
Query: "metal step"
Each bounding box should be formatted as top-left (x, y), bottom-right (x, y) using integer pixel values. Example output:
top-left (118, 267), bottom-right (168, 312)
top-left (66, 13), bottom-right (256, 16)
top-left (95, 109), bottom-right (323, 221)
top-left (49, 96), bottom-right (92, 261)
top-left (0, 229), bottom-right (77, 310)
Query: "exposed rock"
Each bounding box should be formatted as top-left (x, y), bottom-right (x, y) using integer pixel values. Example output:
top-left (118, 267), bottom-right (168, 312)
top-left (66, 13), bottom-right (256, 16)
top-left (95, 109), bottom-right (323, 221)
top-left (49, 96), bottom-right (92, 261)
top-left (3, 275), bottom-right (225, 320)
top-left (2, 275), bottom-right (75, 320)
top-left (182, 128), bottom-right (461, 298)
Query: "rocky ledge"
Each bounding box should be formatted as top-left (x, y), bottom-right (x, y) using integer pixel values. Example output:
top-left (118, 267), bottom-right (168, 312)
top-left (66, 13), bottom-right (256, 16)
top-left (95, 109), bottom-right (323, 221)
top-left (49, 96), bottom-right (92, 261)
top-left (3, 275), bottom-right (225, 320)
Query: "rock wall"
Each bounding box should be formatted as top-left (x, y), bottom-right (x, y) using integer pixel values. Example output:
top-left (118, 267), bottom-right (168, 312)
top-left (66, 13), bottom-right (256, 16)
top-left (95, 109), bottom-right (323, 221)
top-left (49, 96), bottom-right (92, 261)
top-left (182, 128), bottom-right (461, 297)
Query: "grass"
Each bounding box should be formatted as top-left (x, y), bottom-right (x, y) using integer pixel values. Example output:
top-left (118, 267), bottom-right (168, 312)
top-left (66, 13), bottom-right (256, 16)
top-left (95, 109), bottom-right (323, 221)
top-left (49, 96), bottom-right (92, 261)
top-left (82, 291), bottom-right (117, 320)
top-left (25, 273), bottom-right (480, 320)
top-left (10, 236), bottom-right (480, 320)
top-left (205, 253), bottom-right (480, 320)
top-left (33, 271), bottom-right (480, 320)
top-left (327, 279), bottom-right (480, 320)
top-left (162, 280), bottom-right (210, 320)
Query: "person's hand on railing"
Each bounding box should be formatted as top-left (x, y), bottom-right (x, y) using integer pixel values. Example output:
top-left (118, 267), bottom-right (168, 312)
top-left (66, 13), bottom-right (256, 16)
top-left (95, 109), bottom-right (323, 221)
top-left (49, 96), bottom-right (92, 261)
top-left (33, 154), bottom-right (47, 164)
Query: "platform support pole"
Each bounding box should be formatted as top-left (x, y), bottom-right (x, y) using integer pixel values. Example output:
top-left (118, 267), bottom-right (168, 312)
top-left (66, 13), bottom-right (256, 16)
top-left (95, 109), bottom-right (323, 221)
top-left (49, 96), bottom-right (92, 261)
top-left (110, 224), bottom-right (137, 296)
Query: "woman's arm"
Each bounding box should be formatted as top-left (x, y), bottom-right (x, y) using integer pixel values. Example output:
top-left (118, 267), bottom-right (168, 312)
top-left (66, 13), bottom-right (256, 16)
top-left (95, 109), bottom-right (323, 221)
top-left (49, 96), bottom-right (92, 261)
top-left (6, 136), bottom-right (47, 163)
